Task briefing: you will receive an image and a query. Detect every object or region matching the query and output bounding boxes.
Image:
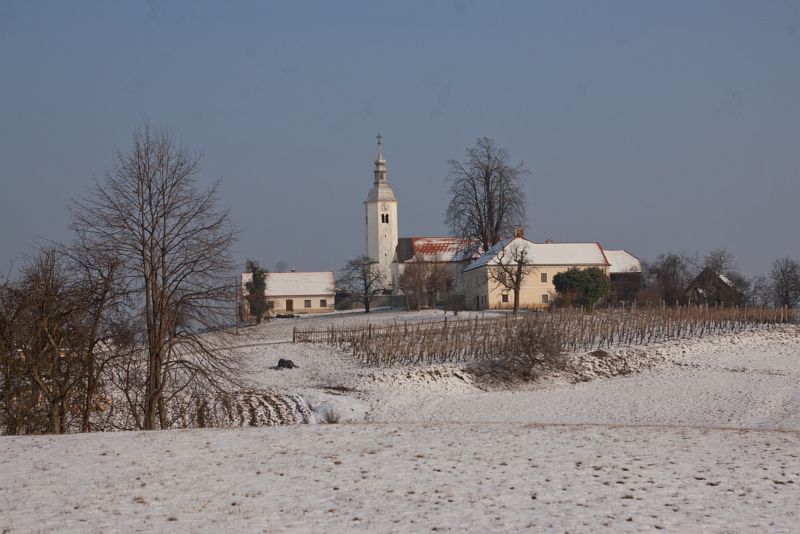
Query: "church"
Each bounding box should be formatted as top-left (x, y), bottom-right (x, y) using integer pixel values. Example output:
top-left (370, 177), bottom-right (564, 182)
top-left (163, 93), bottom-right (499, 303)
top-left (364, 134), bottom-right (474, 301)
top-left (362, 135), bottom-right (641, 310)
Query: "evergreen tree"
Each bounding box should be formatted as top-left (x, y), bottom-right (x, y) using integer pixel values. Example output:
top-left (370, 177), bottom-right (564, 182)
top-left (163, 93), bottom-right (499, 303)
top-left (553, 267), bottom-right (610, 309)
top-left (245, 259), bottom-right (269, 323)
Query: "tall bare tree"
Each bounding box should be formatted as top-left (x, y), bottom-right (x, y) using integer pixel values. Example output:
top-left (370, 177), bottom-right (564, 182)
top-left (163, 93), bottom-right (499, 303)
top-left (770, 257), bottom-right (800, 308)
top-left (445, 137), bottom-right (528, 254)
top-left (337, 255), bottom-right (384, 313)
top-left (71, 122), bottom-right (240, 430)
top-left (489, 242), bottom-right (535, 315)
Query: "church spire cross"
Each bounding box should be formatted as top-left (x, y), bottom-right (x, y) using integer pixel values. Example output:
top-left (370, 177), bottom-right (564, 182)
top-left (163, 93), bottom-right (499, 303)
top-left (376, 130), bottom-right (384, 161)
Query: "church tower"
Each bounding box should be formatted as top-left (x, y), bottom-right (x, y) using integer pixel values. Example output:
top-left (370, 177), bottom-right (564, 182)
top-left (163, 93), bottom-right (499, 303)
top-left (364, 133), bottom-right (398, 291)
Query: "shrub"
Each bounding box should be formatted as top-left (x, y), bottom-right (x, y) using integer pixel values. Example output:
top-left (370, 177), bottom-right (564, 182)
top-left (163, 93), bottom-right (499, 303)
top-left (553, 267), bottom-right (610, 309)
top-left (481, 320), bottom-right (565, 383)
top-left (319, 405), bottom-right (341, 424)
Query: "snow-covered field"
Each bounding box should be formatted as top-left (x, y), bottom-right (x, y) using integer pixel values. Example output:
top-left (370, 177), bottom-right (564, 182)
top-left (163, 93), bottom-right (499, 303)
top-left (2, 310), bottom-right (799, 532)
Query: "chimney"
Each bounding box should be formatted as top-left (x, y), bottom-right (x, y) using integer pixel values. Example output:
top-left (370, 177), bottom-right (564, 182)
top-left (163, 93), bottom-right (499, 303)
top-left (513, 227), bottom-right (525, 238)
top-left (290, 268), bottom-right (296, 273)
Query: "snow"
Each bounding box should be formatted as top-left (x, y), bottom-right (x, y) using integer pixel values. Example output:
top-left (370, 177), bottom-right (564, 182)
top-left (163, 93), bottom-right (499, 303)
top-left (465, 238), bottom-right (609, 271)
top-left (604, 249), bottom-right (642, 274)
top-left (241, 271), bottom-right (334, 297)
top-left (2, 423), bottom-right (798, 532)
top-left (2, 310), bottom-right (800, 532)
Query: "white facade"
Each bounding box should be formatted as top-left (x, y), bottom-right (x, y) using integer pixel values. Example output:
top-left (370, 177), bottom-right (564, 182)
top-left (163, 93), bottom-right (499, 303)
top-left (364, 135), bottom-right (398, 290)
top-left (241, 271), bottom-right (335, 317)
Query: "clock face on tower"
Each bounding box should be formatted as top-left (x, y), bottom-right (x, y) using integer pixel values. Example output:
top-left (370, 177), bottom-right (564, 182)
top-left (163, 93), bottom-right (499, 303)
top-left (380, 203), bottom-right (389, 212)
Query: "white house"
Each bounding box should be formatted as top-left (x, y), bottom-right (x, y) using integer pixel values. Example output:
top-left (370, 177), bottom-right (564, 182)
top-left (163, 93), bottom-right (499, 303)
top-left (241, 271), bottom-right (335, 317)
top-left (462, 231), bottom-right (610, 310)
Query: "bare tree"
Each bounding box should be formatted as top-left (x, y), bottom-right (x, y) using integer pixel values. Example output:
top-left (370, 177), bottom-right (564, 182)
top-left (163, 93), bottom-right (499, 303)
top-left (398, 257), bottom-right (453, 311)
top-left (770, 257), bottom-right (800, 308)
top-left (0, 275), bottom-right (27, 434)
top-left (424, 261), bottom-right (453, 310)
top-left (703, 249), bottom-right (736, 274)
top-left (398, 260), bottom-right (429, 311)
top-left (747, 275), bottom-right (773, 307)
top-left (3, 249), bottom-right (85, 434)
top-left (445, 137), bottom-right (528, 254)
top-left (0, 244), bottom-right (124, 435)
top-left (337, 255), bottom-right (385, 313)
top-left (71, 122), bottom-right (241, 430)
top-left (643, 253), bottom-right (693, 305)
top-left (62, 237), bottom-right (124, 432)
top-left (488, 242), bottom-right (535, 315)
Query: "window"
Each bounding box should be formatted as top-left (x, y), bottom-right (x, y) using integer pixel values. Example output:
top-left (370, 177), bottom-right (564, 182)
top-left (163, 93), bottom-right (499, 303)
top-left (541, 272), bottom-right (548, 283)
top-left (320, 299), bottom-right (327, 308)
top-left (541, 294), bottom-right (549, 304)
top-left (304, 299), bottom-right (312, 308)
top-left (381, 213), bottom-right (390, 224)
top-left (501, 293), bottom-right (509, 303)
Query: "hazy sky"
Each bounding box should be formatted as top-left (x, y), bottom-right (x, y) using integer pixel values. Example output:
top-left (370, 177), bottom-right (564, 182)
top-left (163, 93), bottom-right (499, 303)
top-left (1, 1), bottom-right (798, 277)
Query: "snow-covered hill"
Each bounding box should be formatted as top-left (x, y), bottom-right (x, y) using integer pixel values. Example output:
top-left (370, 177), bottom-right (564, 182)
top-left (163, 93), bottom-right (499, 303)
top-left (2, 311), bottom-right (799, 532)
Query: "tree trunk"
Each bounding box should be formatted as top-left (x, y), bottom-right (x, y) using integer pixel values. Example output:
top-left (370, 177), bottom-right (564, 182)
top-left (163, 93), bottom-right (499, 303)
top-left (81, 355), bottom-right (95, 432)
top-left (144, 350), bottom-right (162, 430)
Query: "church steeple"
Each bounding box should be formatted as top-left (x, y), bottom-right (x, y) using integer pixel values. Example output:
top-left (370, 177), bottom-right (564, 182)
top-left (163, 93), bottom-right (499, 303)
top-left (366, 131), bottom-right (396, 202)
top-left (364, 131), bottom-right (398, 292)
top-left (374, 131), bottom-right (388, 183)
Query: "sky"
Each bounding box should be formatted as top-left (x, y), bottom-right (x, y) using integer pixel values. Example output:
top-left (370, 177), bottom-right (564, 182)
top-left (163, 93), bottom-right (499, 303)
top-left (1, 1), bottom-right (798, 278)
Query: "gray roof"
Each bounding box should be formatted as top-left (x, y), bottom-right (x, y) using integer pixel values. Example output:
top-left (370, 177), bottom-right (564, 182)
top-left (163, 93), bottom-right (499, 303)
top-left (604, 250), bottom-right (642, 274)
top-left (364, 181), bottom-right (396, 202)
top-left (464, 237), bottom-right (609, 272)
top-left (242, 271), bottom-right (335, 297)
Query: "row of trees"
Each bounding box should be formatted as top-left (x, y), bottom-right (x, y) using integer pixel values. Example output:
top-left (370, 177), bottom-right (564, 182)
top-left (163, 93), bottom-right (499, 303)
top-left (335, 137), bottom-right (796, 316)
top-left (1, 123), bottom-right (241, 434)
top-left (641, 250), bottom-right (800, 308)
